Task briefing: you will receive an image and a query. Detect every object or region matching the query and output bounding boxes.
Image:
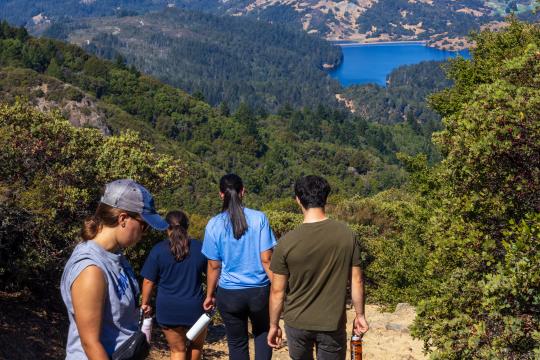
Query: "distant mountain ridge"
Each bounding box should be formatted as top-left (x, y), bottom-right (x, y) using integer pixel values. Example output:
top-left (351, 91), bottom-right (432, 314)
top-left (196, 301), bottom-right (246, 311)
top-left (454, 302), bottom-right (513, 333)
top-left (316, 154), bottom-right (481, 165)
top-left (215, 0), bottom-right (537, 48)
top-left (3, 0), bottom-right (537, 49)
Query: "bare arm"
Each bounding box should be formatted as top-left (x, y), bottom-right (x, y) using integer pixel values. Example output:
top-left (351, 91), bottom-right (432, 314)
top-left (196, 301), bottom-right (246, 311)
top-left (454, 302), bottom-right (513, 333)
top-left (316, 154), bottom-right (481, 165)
top-left (71, 265), bottom-right (109, 360)
top-left (351, 266), bottom-right (369, 335)
top-left (141, 278), bottom-right (155, 316)
top-left (267, 273), bottom-right (288, 348)
top-left (260, 249), bottom-right (273, 282)
top-left (203, 260), bottom-right (221, 311)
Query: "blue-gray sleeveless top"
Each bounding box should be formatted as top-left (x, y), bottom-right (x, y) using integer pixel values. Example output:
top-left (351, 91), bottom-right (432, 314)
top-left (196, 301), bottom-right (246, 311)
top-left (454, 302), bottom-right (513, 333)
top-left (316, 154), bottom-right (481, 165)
top-left (60, 240), bottom-right (139, 359)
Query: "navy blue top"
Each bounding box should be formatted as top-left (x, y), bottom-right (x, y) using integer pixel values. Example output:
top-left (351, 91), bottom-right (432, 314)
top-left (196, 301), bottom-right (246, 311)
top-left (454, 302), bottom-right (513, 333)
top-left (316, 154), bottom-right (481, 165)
top-left (141, 239), bottom-right (207, 327)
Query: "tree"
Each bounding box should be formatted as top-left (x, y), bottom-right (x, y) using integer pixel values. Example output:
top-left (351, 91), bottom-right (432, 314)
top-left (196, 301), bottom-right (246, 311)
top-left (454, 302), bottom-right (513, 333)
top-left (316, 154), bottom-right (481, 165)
top-left (0, 102), bottom-right (185, 289)
top-left (234, 102), bottom-right (257, 137)
top-left (46, 58), bottom-right (62, 79)
top-left (192, 90), bottom-right (205, 102)
top-left (219, 101), bottom-right (230, 117)
top-left (83, 56), bottom-right (109, 79)
top-left (412, 20), bottom-right (540, 358)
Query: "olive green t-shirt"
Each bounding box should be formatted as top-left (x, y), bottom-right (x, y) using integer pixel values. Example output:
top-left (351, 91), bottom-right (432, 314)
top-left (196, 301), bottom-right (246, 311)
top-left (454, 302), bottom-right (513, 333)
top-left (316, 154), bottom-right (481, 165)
top-left (270, 218), bottom-right (361, 331)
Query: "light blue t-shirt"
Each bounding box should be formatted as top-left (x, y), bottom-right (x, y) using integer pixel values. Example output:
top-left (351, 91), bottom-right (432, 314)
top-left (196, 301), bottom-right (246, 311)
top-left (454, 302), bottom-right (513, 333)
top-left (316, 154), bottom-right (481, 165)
top-left (202, 208), bottom-right (277, 289)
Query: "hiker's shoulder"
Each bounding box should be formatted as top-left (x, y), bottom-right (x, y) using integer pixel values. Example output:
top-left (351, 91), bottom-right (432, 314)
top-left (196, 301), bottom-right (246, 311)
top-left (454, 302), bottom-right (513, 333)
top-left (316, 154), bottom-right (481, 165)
top-left (327, 218), bottom-right (354, 234)
top-left (244, 207), bottom-right (268, 222)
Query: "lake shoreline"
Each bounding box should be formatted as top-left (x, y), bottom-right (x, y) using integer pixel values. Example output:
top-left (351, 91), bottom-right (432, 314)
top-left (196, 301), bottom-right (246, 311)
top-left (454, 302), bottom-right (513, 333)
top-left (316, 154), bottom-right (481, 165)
top-left (329, 38), bottom-right (472, 51)
top-left (332, 40), bottom-right (428, 47)
top-left (328, 43), bottom-right (470, 87)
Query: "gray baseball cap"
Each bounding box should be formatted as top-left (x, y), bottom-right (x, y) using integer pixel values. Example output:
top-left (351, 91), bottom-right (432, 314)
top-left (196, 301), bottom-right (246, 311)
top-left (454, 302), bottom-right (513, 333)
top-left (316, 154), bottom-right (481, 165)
top-left (100, 179), bottom-right (168, 231)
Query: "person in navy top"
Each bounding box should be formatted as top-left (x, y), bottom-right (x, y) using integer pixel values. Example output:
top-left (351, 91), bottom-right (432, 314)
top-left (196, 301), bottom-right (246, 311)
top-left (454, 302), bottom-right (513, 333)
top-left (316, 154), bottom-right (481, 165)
top-left (141, 211), bottom-right (207, 360)
top-left (202, 174), bottom-right (277, 360)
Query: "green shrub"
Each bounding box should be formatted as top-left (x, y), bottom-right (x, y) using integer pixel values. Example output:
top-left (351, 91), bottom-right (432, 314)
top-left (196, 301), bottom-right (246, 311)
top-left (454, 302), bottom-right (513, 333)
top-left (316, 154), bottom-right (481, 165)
top-left (412, 20), bottom-right (540, 358)
top-left (64, 86), bottom-right (84, 102)
top-left (266, 210), bottom-right (303, 238)
top-left (0, 101), bottom-right (184, 289)
top-left (333, 189), bottom-right (429, 305)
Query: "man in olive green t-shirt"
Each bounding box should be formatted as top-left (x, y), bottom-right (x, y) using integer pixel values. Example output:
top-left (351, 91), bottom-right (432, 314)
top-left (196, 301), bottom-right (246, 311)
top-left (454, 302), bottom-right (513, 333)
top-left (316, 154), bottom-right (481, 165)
top-left (267, 175), bottom-right (369, 360)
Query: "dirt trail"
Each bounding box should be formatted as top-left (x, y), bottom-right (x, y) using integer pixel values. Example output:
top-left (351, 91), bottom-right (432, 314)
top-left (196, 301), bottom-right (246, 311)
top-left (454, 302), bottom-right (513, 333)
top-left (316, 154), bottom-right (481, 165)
top-left (149, 304), bottom-right (426, 359)
top-left (0, 291), bottom-right (424, 359)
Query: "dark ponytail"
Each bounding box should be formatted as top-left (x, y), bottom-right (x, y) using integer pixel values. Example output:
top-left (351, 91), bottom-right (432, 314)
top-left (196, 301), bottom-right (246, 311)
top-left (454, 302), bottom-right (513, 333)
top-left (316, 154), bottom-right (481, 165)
top-left (220, 174), bottom-right (248, 240)
top-left (166, 211), bottom-right (190, 261)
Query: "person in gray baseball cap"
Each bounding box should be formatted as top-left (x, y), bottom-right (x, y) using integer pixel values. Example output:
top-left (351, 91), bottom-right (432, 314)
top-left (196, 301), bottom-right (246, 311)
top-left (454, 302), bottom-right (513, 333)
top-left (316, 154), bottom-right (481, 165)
top-left (60, 179), bottom-right (167, 359)
top-left (100, 179), bottom-right (169, 232)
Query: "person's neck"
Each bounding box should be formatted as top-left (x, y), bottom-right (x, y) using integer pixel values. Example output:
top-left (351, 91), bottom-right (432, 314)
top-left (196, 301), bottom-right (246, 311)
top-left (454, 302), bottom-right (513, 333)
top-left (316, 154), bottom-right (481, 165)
top-left (302, 207), bottom-right (328, 223)
top-left (93, 228), bottom-right (120, 252)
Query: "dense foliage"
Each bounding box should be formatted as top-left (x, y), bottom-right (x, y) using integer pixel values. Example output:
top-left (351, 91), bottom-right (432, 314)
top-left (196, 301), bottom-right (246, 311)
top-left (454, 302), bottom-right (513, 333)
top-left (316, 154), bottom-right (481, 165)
top-left (0, 102), bottom-right (184, 289)
top-left (411, 20), bottom-right (540, 358)
top-left (44, 8), bottom-right (342, 111)
top-left (343, 61), bottom-right (451, 125)
top-left (0, 0), bottom-right (174, 26)
top-left (332, 187), bottom-right (430, 305)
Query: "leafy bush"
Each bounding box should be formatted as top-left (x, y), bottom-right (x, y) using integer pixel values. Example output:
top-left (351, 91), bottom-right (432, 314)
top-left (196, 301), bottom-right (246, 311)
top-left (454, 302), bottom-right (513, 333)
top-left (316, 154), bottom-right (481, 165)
top-left (478, 214), bottom-right (540, 358)
top-left (412, 20), bottom-right (540, 358)
top-left (266, 210), bottom-right (303, 238)
top-left (332, 189), bottom-right (429, 305)
top-left (0, 102), bottom-right (184, 289)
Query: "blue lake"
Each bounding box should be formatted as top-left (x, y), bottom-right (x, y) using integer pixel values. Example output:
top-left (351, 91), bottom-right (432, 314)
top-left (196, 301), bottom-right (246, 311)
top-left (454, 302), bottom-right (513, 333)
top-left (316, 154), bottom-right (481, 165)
top-left (329, 42), bottom-right (470, 87)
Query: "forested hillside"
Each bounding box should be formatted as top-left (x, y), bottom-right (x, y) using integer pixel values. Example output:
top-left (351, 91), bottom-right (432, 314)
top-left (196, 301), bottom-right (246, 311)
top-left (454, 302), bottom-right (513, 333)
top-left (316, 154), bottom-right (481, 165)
top-left (339, 60), bottom-right (453, 160)
top-left (0, 19), bottom-right (442, 294)
top-left (1, 13), bottom-right (539, 360)
top-left (0, 21), bottom-right (438, 212)
top-left (0, 0), bottom-right (169, 26)
top-left (3, 0), bottom-right (539, 47)
top-left (336, 61), bottom-right (454, 162)
top-left (342, 60), bottom-right (451, 124)
top-left (210, 0), bottom-right (537, 47)
top-left (43, 8), bottom-right (342, 111)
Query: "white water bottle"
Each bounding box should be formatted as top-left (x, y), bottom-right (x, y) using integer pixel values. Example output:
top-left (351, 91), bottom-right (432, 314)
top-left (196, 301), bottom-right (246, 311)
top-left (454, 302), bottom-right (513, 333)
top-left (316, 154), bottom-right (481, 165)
top-left (141, 317), bottom-right (153, 343)
top-left (186, 312), bottom-right (213, 341)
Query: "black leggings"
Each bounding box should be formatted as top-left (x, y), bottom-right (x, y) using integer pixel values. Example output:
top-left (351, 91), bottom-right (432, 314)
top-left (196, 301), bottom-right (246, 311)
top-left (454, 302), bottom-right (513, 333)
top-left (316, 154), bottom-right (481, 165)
top-left (216, 285), bottom-right (272, 360)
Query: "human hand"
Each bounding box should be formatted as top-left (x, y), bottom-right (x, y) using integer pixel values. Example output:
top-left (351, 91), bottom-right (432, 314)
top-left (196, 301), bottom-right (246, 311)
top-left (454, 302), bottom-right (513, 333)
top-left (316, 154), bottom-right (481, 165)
top-left (141, 304), bottom-right (152, 317)
top-left (203, 296), bottom-right (215, 311)
top-left (267, 325), bottom-right (283, 348)
top-left (353, 314), bottom-right (369, 336)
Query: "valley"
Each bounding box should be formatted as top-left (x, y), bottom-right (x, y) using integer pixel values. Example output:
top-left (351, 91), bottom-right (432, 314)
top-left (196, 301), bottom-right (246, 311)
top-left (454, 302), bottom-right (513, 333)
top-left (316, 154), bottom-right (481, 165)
top-left (0, 3), bottom-right (538, 360)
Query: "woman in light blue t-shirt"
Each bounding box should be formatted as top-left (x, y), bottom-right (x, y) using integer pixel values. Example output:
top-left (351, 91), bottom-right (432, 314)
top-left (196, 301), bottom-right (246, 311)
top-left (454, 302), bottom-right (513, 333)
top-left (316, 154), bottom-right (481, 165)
top-left (202, 174), bottom-right (277, 360)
